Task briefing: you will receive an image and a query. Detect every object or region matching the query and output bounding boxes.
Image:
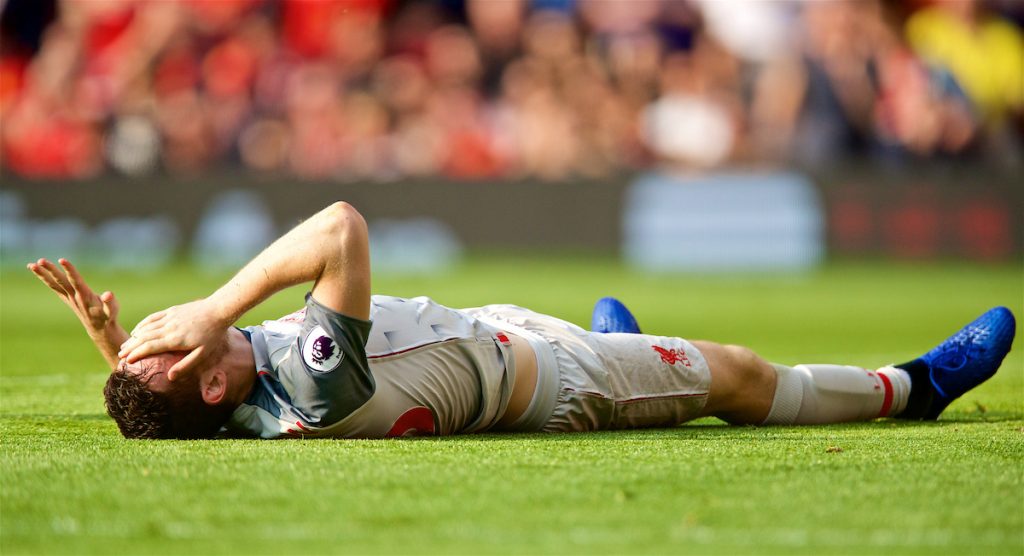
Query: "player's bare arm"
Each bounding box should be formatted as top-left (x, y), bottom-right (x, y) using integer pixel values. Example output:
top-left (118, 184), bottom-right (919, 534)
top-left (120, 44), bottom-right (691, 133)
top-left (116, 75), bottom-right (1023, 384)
top-left (27, 258), bottom-right (128, 369)
top-left (119, 201), bottom-right (370, 379)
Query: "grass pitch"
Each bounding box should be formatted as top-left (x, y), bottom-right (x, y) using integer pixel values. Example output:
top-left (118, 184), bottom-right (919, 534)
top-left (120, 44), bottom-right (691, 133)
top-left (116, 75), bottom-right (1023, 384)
top-left (1, 257), bottom-right (1021, 555)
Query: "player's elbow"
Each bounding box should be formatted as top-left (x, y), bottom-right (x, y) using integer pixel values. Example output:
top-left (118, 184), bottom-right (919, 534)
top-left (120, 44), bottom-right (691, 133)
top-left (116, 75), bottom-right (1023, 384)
top-left (319, 201), bottom-right (369, 256)
top-left (320, 201), bottom-right (367, 240)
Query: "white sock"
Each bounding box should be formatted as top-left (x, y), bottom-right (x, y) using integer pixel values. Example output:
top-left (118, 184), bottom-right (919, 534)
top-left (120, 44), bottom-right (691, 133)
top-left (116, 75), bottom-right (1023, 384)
top-left (763, 364), bottom-right (912, 425)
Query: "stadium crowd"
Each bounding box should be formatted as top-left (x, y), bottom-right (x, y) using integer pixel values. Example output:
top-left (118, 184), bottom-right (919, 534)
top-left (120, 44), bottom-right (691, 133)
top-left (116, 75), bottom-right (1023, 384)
top-left (1, 0), bottom-right (1021, 181)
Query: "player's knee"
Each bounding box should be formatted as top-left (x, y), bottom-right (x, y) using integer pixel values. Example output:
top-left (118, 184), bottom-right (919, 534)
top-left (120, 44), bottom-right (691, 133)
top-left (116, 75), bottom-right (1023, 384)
top-left (698, 342), bottom-right (775, 423)
top-left (722, 345), bottom-right (773, 388)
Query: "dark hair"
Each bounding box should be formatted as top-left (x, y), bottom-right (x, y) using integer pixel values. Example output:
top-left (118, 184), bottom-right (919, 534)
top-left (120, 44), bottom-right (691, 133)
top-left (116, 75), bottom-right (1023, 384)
top-left (103, 364), bottom-right (233, 439)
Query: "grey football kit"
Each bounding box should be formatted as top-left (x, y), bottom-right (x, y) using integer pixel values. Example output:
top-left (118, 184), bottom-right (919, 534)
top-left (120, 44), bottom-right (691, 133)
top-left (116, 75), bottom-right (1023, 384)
top-left (227, 294), bottom-right (712, 438)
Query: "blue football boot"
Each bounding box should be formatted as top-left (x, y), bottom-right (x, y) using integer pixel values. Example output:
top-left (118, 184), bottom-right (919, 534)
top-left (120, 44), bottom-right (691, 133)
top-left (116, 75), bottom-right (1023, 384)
top-left (591, 297), bottom-right (642, 334)
top-left (897, 306), bottom-right (1016, 420)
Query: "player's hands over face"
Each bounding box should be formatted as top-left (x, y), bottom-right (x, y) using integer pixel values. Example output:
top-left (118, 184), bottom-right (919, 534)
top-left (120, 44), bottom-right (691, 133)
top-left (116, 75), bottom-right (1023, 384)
top-left (119, 299), bottom-right (231, 381)
top-left (27, 259), bottom-right (120, 335)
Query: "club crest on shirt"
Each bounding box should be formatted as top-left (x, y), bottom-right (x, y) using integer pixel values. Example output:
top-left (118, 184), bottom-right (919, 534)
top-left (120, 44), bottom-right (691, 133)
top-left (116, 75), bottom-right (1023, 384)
top-left (302, 325), bottom-right (344, 372)
top-left (652, 345), bottom-right (691, 367)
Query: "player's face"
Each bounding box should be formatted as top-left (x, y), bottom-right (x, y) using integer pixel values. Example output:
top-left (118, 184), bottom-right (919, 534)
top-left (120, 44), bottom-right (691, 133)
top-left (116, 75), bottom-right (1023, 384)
top-left (117, 353), bottom-right (186, 394)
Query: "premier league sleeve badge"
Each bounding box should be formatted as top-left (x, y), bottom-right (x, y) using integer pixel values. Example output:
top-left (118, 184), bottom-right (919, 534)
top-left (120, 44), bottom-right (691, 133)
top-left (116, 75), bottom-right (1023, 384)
top-left (302, 325), bottom-right (345, 372)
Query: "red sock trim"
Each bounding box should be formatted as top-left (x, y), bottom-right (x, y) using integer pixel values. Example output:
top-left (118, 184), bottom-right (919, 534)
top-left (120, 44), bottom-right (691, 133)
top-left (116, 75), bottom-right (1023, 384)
top-left (877, 372), bottom-right (894, 417)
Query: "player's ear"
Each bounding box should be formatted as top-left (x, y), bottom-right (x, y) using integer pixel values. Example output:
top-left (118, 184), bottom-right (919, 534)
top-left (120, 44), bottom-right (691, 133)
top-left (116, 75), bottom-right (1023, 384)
top-left (200, 370), bottom-right (228, 405)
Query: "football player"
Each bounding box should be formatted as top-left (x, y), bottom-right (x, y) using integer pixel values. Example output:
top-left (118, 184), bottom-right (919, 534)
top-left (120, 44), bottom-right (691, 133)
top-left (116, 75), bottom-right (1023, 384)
top-left (29, 202), bottom-right (1016, 439)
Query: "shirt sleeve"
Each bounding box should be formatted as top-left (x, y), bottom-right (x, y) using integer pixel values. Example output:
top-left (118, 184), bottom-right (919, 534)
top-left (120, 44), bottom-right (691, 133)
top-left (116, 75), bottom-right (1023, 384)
top-left (280, 292), bottom-right (375, 427)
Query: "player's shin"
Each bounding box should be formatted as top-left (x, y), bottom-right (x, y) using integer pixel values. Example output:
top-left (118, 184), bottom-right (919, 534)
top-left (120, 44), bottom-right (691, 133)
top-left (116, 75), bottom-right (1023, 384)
top-left (762, 364), bottom-right (912, 425)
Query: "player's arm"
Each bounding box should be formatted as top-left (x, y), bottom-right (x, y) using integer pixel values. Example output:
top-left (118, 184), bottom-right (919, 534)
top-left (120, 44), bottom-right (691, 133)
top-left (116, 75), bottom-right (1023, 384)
top-left (27, 259), bottom-right (129, 369)
top-left (119, 201), bottom-right (370, 378)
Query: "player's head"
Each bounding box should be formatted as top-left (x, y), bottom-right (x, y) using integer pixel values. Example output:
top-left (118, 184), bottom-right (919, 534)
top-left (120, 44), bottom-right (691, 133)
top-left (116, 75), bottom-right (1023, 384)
top-left (103, 353), bottom-right (235, 439)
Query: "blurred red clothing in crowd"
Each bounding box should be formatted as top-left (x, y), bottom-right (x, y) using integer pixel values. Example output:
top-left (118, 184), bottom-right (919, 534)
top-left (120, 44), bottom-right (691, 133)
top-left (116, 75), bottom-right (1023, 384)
top-left (0, 0), bottom-right (1020, 181)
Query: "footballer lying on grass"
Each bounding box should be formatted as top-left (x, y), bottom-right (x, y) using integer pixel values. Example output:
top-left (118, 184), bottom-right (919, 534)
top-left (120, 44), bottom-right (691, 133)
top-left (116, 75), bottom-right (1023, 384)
top-left (28, 202), bottom-right (1016, 439)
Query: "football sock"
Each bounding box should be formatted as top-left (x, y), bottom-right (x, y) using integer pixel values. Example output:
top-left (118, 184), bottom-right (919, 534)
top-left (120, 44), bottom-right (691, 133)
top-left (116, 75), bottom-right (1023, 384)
top-left (890, 358), bottom-right (933, 420)
top-left (762, 363), bottom-right (912, 425)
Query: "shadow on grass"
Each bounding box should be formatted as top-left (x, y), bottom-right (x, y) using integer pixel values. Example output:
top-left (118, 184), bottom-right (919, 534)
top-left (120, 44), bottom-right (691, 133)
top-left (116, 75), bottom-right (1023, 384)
top-left (277, 416), bottom-right (1024, 445)
top-left (5, 412), bottom-right (1019, 443)
top-left (441, 423), bottom-right (1012, 443)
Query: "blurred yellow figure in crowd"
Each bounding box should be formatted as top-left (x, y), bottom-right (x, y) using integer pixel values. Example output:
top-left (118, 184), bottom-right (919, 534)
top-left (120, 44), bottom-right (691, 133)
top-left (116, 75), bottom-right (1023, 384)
top-left (906, 0), bottom-right (1024, 126)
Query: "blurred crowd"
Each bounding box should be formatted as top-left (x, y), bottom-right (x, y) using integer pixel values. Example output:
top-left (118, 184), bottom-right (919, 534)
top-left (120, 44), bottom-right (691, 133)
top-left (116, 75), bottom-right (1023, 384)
top-left (1, 0), bottom-right (1021, 181)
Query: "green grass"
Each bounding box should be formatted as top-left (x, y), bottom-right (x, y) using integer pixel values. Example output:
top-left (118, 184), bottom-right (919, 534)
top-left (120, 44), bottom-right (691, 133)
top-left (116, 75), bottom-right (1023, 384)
top-left (1, 257), bottom-right (1022, 555)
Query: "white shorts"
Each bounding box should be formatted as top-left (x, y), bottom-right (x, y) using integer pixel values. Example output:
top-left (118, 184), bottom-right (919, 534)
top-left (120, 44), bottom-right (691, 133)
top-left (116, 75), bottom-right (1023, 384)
top-left (466, 305), bottom-right (712, 433)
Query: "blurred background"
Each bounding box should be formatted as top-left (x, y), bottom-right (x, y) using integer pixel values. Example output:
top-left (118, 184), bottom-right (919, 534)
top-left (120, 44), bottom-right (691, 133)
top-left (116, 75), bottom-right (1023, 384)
top-left (1, 0), bottom-right (1021, 273)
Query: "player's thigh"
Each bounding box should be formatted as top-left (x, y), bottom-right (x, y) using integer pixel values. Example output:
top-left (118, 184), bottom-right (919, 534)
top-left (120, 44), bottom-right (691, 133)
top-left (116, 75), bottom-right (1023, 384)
top-left (585, 332), bottom-right (712, 428)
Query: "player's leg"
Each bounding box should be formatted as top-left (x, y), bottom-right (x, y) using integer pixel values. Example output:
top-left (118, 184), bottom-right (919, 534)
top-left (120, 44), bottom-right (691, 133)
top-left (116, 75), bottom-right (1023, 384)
top-left (578, 330), bottom-right (909, 429)
top-left (694, 340), bottom-right (913, 425)
top-left (593, 297), bottom-right (912, 424)
top-left (590, 298), bottom-right (913, 424)
top-left (698, 306), bottom-right (1016, 425)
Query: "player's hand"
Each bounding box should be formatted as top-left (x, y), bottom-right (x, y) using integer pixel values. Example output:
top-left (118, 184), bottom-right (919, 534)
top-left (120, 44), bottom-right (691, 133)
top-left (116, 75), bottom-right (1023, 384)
top-left (118, 298), bottom-right (230, 381)
top-left (27, 258), bottom-right (121, 335)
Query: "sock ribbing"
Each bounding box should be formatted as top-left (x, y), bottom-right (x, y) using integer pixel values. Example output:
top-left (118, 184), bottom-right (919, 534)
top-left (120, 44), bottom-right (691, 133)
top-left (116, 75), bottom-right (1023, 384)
top-left (762, 364), bottom-right (803, 425)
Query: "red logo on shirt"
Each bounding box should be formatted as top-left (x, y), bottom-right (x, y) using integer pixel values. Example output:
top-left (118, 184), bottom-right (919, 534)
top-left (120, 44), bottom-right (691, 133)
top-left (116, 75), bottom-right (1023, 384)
top-left (652, 345), bottom-right (691, 367)
top-left (386, 407), bottom-right (437, 437)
